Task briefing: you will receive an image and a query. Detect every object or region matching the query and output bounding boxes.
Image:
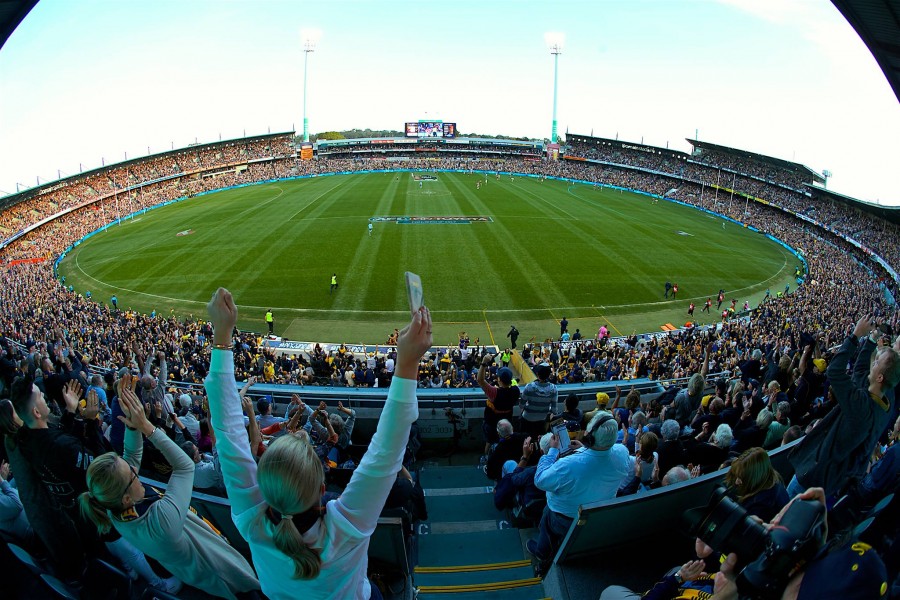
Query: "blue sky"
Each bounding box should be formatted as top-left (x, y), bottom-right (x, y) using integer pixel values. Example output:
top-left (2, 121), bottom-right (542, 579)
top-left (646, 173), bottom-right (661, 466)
top-left (1, 0), bottom-right (898, 205)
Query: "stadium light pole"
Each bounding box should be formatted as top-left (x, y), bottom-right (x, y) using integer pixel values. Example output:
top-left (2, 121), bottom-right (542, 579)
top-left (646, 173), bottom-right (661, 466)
top-left (545, 32), bottom-right (565, 144)
top-left (301, 29), bottom-right (322, 143)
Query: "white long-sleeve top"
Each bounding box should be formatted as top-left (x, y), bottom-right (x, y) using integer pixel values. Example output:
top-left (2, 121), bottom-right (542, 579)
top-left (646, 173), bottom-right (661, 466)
top-left (206, 349), bottom-right (418, 600)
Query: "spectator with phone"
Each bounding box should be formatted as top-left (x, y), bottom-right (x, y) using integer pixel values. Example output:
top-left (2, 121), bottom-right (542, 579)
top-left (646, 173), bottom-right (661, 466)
top-left (484, 419), bottom-right (527, 481)
top-left (527, 411), bottom-right (629, 567)
top-left (493, 433), bottom-right (550, 523)
top-left (204, 286), bottom-right (431, 599)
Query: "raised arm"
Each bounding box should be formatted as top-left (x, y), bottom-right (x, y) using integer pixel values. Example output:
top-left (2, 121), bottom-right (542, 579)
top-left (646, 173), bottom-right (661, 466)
top-left (156, 351), bottom-right (168, 388)
top-left (700, 343), bottom-right (711, 378)
top-left (334, 307), bottom-right (430, 534)
top-left (797, 344), bottom-right (813, 376)
top-left (117, 385), bottom-right (147, 470)
top-left (118, 381), bottom-right (195, 532)
top-left (204, 288), bottom-right (265, 521)
top-left (851, 316), bottom-right (878, 387)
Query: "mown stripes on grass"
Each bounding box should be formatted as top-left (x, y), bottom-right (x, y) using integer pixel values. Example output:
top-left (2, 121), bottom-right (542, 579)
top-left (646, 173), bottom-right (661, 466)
top-left (60, 172), bottom-right (797, 341)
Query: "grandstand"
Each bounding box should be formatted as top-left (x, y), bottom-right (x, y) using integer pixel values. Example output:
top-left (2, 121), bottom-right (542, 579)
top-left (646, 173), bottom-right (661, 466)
top-left (2, 126), bottom-right (899, 599)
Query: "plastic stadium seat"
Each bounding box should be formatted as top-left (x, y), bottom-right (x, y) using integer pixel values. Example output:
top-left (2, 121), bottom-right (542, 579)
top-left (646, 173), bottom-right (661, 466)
top-left (85, 557), bottom-right (133, 600)
top-left (39, 574), bottom-right (80, 600)
top-left (140, 587), bottom-right (182, 600)
top-left (7, 542), bottom-right (45, 576)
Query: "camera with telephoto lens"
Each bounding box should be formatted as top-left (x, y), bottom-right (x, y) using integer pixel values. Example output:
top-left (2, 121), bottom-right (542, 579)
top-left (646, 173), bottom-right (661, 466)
top-left (684, 487), bottom-right (827, 599)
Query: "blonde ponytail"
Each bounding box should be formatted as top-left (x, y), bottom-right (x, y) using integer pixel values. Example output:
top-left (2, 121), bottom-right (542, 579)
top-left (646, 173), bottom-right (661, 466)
top-left (273, 517), bottom-right (321, 579)
top-left (258, 432), bottom-right (325, 579)
top-left (80, 452), bottom-right (127, 535)
top-left (78, 491), bottom-right (114, 535)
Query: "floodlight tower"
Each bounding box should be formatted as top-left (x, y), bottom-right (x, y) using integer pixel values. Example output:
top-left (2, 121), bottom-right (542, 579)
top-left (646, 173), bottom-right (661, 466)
top-left (822, 170), bottom-right (832, 189)
top-left (301, 29), bottom-right (322, 143)
top-left (545, 32), bottom-right (565, 144)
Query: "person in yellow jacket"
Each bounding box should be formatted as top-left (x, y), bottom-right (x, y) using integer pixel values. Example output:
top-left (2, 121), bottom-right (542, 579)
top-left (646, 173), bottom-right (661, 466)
top-left (265, 310), bottom-right (274, 334)
top-left (330, 273), bottom-right (338, 294)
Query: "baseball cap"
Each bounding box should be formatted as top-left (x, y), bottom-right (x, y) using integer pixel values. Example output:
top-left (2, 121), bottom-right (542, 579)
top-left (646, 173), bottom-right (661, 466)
top-left (497, 367), bottom-right (513, 384)
top-left (812, 358), bottom-right (827, 373)
top-left (257, 396), bottom-right (272, 413)
top-left (595, 392), bottom-right (609, 408)
top-left (797, 542), bottom-right (887, 599)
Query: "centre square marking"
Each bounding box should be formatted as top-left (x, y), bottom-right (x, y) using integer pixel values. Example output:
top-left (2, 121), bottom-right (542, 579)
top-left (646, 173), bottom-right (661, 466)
top-left (369, 216), bottom-right (493, 225)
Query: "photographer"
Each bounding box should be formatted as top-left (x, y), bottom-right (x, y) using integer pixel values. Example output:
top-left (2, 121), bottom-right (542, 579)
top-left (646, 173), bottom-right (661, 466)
top-left (703, 489), bottom-right (888, 600)
top-left (601, 488), bottom-right (888, 600)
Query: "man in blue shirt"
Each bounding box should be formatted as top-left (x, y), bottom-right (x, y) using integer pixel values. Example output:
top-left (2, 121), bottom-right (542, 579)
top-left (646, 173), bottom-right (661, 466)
top-left (527, 411), bottom-right (629, 564)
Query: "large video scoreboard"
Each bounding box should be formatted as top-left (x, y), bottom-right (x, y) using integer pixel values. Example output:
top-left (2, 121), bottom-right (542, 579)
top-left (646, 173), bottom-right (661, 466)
top-left (405, 120), bottom-right (457, 139)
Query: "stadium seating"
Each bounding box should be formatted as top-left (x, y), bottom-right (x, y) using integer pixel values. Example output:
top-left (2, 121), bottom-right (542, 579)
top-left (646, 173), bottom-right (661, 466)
top-left (541, 439), bottom-right (801, 598)
top-left (0, 134), bottom-right (897, 599)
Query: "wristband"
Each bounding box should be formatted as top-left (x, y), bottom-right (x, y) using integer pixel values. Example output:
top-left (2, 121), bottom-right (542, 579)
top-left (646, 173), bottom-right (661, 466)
top-left (212, 343), bottom-right (232, 350)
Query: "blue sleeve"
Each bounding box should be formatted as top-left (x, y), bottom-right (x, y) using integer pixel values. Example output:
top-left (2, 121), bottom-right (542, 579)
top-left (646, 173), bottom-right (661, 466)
top-left (534, 449), bottom-right (563, 492)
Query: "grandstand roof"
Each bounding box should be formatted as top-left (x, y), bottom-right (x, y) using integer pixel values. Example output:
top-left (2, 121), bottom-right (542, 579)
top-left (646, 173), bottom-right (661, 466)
top-left (686, 139), bottom-right (826, 185)
top-left (0, 130), bottom-right (294, 210)
top-left (567, 133), bottom-right (690, 159)
top-left (807, 183), bottom-right (900, 225)
top-left (0, 0), bottom-right (35, 50)
top-left (831, 0), bottom-right (900, 103)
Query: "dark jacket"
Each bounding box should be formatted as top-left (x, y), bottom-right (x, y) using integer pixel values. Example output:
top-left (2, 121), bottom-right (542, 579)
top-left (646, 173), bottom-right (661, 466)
top-left (5, 411), bottom-right (112, 580)
top-left (493, 465), bottom-right (544, 518)
top-left (741, 482), bottom-right (790, 523)
top-left (485, 433), bottom-right (527, 481)
top-left (657, 439), bottom-right (688, 479)
top-left (789, 336), bottom-right (894, 496)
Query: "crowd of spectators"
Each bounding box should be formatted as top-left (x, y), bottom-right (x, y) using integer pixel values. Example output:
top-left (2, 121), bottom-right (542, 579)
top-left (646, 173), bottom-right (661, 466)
top-left (0, 138), bottom-right (897, 396)
top-left (1, 135), bottom-right (899, 598)
top-left (566, 137), bottom-right (900, 279)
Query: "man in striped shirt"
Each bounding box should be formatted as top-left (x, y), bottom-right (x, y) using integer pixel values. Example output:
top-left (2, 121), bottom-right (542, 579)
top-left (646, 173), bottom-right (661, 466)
top-left (519, 363), bottom-right (558, 440)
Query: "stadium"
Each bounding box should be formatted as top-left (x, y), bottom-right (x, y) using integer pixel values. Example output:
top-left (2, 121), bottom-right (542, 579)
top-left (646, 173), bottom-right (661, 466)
top-left (1, 2), bottom-right (900, 600)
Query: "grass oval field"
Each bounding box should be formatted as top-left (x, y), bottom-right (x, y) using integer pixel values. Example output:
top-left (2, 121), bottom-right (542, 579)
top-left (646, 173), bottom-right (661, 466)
top-left (58, 171), bottom-right (798, 344)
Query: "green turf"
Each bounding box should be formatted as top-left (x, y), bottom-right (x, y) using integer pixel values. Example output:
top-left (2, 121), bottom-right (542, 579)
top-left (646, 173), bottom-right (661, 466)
top-left (58, 172), bottom-right (797, 343)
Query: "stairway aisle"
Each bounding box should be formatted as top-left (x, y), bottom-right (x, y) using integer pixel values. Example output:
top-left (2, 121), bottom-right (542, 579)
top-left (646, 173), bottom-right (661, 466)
top-left (413, 464), bottom-right (549, 600)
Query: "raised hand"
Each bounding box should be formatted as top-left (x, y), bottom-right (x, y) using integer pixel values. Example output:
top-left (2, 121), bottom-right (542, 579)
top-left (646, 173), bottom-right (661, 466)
top-left (396, 306), bottom-right (433, 380)
top-left (61, 379), bottom-right (83, 414)
top-left (852, 314), bottom-right (875, 339)
top-left (207, 287), bottom-right (238, 344)
top-left (82, 389), bottom-right (100, 420)
top-left (117, 386), bottom-right (155, 436)
top-left (240, 395), bottom-right (254, 417)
